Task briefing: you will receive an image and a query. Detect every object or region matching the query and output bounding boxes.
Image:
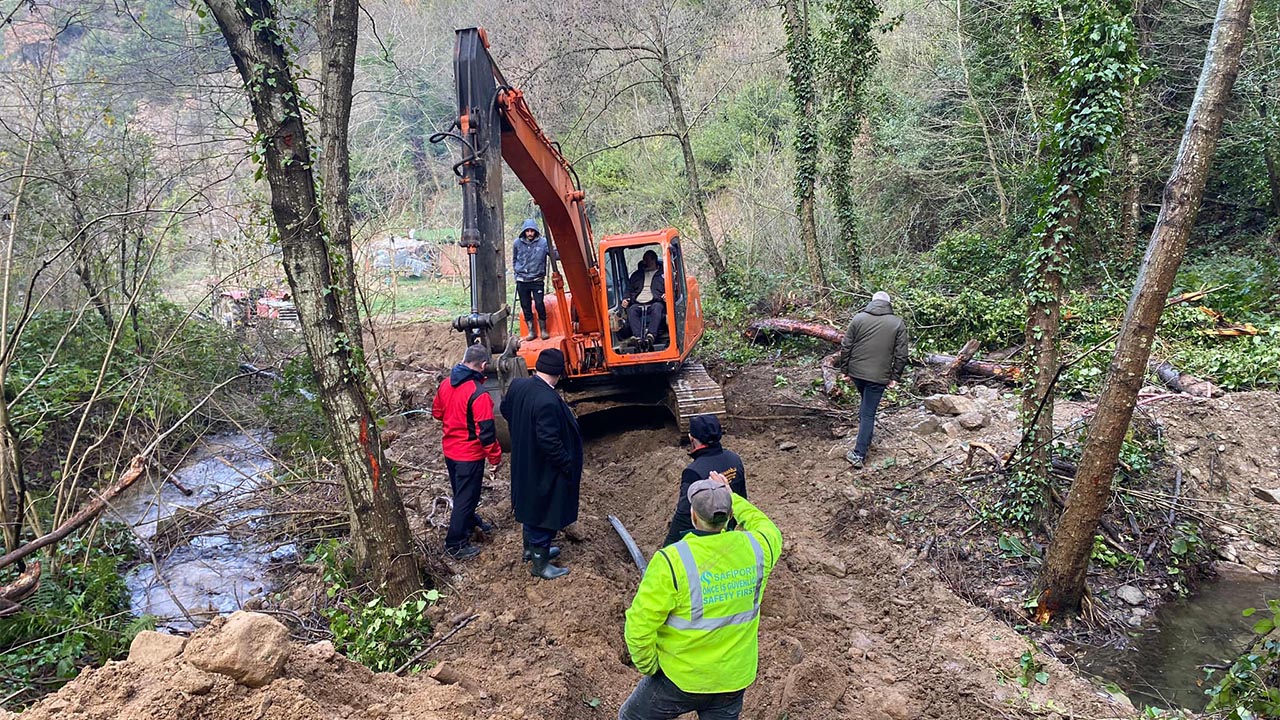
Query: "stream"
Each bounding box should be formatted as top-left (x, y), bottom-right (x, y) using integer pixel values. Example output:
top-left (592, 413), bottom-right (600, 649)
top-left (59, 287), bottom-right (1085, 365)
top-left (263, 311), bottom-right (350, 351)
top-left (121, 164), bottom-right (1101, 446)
top-left (1073, 574), bottom-right (1277, 712)
top-left (107, 431), bottom-right (293, 631)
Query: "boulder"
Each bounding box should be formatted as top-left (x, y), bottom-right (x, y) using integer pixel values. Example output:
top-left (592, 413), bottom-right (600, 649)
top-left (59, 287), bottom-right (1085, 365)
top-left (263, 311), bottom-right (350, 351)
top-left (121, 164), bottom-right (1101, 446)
top-left (923, 394), bottom-right (982, 417)
top-left (957, 411), bottom-right (989, 430)
top-left (128, 631), bottom-right (187, 666)
top-left (183, 611), bottom-right (291, 687)
top-left (1115, 585), bottom-right (1145, 606)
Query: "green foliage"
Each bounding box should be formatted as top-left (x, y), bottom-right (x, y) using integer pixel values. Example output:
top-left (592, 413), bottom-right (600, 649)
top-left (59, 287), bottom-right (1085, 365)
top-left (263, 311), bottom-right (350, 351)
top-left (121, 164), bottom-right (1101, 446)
top-left (260, 355), bottom-right (330, 456)
top-left (1018, 644), bottom-right (1051, 687)
top-left (1091, 535), bottom-right (1145, 572)
top-left (8, 302), bottom-right (239, 453)
top-left (310, 540), bottom-right (439, 673)
top-left (1165, 522), bottom-right (1205, 595)
top-left (1204, 600), bottom-right (1280, 719)
top-left (997, 469), bottom-right (1048, 529)
top-left (0, 524), bottom-right (152, 710)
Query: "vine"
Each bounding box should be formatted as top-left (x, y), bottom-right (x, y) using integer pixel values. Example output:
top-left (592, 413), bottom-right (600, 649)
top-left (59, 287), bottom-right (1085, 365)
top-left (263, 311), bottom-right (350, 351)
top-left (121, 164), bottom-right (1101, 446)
top-left (817, 0), bottom-right (884, 282)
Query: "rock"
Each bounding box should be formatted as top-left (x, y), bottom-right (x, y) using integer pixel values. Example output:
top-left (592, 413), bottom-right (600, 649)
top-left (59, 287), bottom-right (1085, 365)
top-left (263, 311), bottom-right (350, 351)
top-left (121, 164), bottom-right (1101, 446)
top-left (173, 667), bottom-right (217, 696)
top-left (183, 611), bottom-right (291, 688)
top-left (911, 418), bottom-right (941, 435)
top-left (1115, 585), bottom-right (1145, 606)
top-left (971, 385), bottom-right (999, 402)
top-left (957, 411), bottom-right (988, 430)
top-left (1251, 487), bottom-right (1280, 505)
top-left (923, 394), bottom-right (982, 416)
top-left (819, 557), bottom-right (848, 578)
top-left (128, 631), bottom-right (187, 666)
top-left (941, 420), bottom-right (963, 438)
top-left (779, 441), bottom-right (798, 451)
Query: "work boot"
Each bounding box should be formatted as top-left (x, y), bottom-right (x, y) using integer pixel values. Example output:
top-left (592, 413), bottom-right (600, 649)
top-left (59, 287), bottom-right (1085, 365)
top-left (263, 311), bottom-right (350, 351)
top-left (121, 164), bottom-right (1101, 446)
top-left (523, 318), bottom-right (536, 342)
top-left (446, 544), bottom-right (481, 561)
top-left (846, 450), bottom-right (865, 469)
top-left (473, 515), bottom-right (492, 534)
top-left (528, 546), bottom-right (569, 580)
top-left (522, 541), bottom-right (560, 562)
top-left (539, 319), bottom-right (550, 340)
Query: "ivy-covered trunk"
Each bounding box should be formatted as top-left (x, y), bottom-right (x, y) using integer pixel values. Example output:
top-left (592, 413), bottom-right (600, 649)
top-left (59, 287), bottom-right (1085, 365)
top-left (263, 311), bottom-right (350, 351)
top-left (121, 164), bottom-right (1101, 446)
top-left (203, 0), bottom-right (421, 603)
top-left (1017, 0), bottom-right (1142, 514)
top-left (781, 0), bottom-right (826, 292)
top-left (1037, 0), bottom-right (1255, 618)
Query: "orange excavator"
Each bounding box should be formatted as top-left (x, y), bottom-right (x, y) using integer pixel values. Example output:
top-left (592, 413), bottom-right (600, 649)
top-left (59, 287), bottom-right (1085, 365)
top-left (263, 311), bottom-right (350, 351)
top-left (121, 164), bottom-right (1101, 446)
top-left (432, 27), bottom-right (724, 434)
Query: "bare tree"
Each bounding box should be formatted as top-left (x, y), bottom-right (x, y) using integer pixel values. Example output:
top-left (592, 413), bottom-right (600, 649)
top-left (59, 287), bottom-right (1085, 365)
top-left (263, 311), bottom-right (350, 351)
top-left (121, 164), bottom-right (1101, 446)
top-left (1036, 0), bottom-right (1255, 618)
top-left (202, 0), bottom-right (421, 602)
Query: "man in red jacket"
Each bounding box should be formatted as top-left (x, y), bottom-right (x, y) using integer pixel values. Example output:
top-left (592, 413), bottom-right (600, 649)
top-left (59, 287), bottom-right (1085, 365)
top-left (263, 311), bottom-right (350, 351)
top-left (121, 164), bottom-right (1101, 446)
top-left (432, 344), bottom-right (502, 560)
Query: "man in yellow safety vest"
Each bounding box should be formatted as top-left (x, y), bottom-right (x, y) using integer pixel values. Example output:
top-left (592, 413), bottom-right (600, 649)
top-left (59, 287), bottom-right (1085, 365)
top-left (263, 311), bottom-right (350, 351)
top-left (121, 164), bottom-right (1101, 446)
top-left (619, 470), bottom-right (783, 719)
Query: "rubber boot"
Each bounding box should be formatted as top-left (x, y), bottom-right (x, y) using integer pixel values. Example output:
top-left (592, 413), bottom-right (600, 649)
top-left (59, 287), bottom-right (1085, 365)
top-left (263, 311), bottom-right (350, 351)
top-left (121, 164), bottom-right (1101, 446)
top-left (523, 317), bottom-right (536, 342)
top-left (529, 546), bottom-right (569, 580)
top-left (539, 317), bottom-right (550, 340)
top-left (522, 541), bottom-right (560, 562)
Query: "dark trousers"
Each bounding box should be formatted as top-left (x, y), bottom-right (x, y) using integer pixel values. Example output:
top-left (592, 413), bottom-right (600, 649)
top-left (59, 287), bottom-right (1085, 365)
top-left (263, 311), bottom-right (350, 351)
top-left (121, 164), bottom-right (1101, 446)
top-left (627, 301), bottom-right (664, 339)
top-left (618, 672), bottom-right (745, 720)
top-left (516, 280), bottom-right (546, 322)
top-left (445, 458), bottom-right (485, 549)
top-left (853, 378), bottom-right (887, 457)
top-left (523, 524), bottom-right (556, 550)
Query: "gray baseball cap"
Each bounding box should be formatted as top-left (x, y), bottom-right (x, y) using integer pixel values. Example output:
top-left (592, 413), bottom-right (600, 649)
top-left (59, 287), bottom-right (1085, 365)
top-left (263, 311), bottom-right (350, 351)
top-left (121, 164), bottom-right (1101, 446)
top-left (688, 479), bottom-right (733, 523)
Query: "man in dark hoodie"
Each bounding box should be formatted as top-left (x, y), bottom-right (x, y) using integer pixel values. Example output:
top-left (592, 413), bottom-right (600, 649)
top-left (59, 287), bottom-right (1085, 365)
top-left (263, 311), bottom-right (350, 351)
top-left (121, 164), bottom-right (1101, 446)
top-left (512, 218), bottom-right (553, 341)
top-left (660, 414), bottom-right (746, 548)
top-left (431, 344), bottom-right (502, 560)
top-left (837, 291), bottom-right (909, 469)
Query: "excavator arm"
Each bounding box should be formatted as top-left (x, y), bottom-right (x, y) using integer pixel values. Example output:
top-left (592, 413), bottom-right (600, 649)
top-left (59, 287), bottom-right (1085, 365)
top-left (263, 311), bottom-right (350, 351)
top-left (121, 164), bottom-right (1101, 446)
top-left (441, 27), bottom-right (603, 353)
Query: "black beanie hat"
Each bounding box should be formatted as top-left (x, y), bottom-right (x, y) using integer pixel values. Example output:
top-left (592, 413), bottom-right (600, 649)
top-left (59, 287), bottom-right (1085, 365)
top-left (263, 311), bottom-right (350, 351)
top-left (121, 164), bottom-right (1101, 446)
top-left (688, 414), bottom-right (722, 444)
top-left (535, 348), bottom-right (566, 376)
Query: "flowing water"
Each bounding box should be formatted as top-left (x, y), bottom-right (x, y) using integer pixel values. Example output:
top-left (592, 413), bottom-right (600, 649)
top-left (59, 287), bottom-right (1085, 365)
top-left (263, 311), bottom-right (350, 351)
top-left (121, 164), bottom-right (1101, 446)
top-left (107, 432), bottom-right (293, 630)
top-left (1073, 574), bottom-right (1278, 712)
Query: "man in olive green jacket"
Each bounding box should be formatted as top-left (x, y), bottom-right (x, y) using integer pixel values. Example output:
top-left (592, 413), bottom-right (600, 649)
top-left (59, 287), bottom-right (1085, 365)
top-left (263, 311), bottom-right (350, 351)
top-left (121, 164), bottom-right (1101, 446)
top-left (620, 471), bottom-right (782, 719)
top-left (837, 291), bottom-right (909, 468)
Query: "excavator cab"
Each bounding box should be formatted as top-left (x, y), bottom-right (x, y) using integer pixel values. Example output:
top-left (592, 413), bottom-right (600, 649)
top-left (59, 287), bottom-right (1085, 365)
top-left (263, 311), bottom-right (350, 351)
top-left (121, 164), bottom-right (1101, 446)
top-left (599, 231), bottom-right (699, 365)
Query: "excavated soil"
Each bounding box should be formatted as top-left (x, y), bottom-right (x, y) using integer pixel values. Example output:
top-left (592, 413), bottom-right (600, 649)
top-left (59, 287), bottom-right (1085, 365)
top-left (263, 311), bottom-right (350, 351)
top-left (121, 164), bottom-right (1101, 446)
top-left (19, 320), bottom-right (1280, 719)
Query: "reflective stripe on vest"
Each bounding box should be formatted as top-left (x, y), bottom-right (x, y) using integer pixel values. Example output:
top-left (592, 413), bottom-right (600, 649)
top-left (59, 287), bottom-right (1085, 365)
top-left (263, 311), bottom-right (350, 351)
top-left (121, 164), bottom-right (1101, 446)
top-left (664, 532), bottom-right (765, 631)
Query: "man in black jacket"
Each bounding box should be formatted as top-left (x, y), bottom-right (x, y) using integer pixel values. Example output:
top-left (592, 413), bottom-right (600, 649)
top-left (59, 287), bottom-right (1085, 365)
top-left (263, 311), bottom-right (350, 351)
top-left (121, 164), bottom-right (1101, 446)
top-left (837, 291), bottom-right (909, 469)
top-left (499, 348), bottom-right (582, 580)
top-left (660, 414), bottom-right (746, 548)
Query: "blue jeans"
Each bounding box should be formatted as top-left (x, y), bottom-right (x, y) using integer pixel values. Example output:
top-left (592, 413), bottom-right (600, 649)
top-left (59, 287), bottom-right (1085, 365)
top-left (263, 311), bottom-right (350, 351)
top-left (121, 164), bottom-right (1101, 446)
top-left (618, 672), bottom-right (744, 720)
top-left (853, 378), bottom-right (887, 457)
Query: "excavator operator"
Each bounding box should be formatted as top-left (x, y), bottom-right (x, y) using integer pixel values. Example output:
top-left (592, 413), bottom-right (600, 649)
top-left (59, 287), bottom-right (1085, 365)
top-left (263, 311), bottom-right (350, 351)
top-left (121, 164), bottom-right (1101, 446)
top-left (621, 250), bottom-right (665, 351)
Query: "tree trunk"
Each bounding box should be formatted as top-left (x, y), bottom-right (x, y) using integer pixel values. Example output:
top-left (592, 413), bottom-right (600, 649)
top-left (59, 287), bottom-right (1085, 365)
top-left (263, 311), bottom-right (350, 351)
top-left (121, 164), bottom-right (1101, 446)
top-left (203, 0), bottom-right (421, 603)
top-left (315, 0), bottom-right (366, 348)
top-left (1261, 84), bottom-right (1280, 218)
top-left (1020, 189), bottom-right (1081, 488)
top-left (781, 0), bottom-right (827, 292)
top-left (652, 25), bottom-right (727, 285)
top-left (1036, 0), bottom-right (1254, 618)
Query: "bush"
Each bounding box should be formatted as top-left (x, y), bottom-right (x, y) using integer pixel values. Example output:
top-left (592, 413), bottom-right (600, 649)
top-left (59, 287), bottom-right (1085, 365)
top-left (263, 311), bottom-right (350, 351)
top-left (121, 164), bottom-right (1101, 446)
top-left (1204, 600), bottom-right (1280, 719)
top-left (0, 523), bottom-right (152, 710)
top-left (310, 540), bottom-right (439, 674)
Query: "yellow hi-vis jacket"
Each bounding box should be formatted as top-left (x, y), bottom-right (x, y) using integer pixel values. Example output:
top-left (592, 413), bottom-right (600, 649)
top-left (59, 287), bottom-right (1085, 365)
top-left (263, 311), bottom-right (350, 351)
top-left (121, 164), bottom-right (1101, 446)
top-left (623, 493), bottom-right (783, 694)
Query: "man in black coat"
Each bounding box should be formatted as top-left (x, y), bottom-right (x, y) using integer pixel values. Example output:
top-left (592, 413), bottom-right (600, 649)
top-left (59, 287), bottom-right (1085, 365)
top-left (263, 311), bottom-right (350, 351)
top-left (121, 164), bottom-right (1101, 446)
top-left (499, 348), bottom-right (582, 580)
top-left (660, 414), bottom-right (746, 548)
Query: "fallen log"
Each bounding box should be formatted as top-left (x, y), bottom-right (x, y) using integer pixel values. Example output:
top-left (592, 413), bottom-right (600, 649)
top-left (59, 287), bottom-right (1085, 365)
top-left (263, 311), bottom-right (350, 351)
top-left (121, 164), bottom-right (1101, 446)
top-left (0, 455), bottom-right (147, 570)
top-left (924, 353), bottom-right (1022, 383)
top-left (943, 339), bottom-right (981, 384)
top-left (820, 352), bottom-right (842, 397)
top-left (745, 318), bottom-right (844, 345)
top-left (1149, 360), bottom-right (1222, 398)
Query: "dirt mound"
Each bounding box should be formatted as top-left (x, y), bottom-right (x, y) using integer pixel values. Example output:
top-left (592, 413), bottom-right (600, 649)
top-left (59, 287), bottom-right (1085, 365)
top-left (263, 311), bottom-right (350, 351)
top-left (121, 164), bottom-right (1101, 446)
top-left (10, 627), bottom-right (476, 720)
top-left (1150, 391), bottom-right (1280, 573)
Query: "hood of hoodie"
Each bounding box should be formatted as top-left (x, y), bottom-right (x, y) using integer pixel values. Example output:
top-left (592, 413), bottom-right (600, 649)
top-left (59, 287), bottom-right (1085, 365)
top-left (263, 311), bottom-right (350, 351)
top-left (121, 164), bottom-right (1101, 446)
top-left (519, 219), bottom-right (541, 240)
top-left (449, 363), bottom-right (486, 387)
top-left (862, 298), bottom-right (893, 316)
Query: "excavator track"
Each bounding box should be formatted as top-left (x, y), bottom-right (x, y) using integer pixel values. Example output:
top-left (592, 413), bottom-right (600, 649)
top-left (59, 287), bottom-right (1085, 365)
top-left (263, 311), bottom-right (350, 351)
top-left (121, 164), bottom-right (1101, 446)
top-left (664, 362), bottom-right (726, 433)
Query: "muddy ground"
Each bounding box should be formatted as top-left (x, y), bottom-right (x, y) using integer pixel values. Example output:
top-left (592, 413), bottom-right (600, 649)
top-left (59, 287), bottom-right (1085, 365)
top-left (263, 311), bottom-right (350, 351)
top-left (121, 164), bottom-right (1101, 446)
top-left (17, 318), bottom-right (1280, 719)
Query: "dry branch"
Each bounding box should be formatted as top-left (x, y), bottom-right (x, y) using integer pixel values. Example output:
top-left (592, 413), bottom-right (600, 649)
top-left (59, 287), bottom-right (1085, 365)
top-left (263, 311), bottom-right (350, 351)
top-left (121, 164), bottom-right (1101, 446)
top-left (0, 456), bottom-right (147, 570)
